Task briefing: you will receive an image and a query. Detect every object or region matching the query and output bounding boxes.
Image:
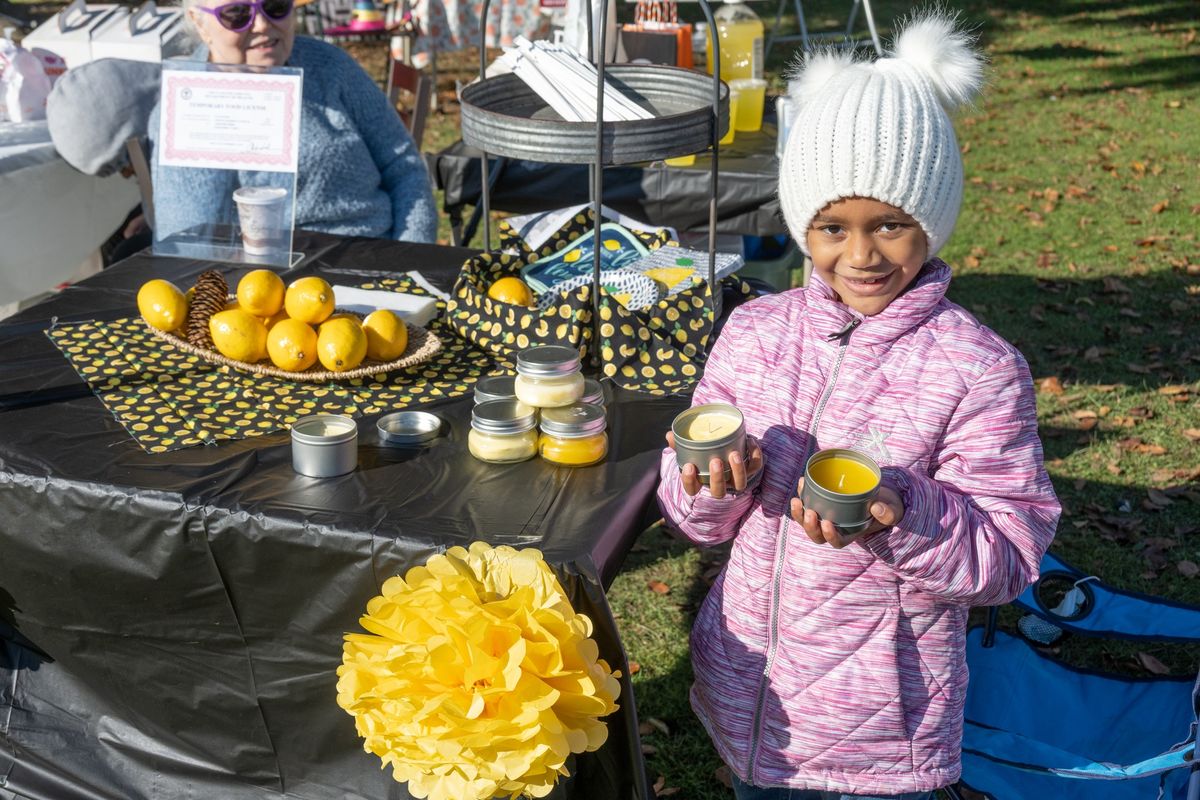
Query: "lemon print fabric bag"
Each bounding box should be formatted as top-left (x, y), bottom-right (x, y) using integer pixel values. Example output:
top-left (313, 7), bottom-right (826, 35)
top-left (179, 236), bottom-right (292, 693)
top-left (446, 209), bottom-right (752, 396)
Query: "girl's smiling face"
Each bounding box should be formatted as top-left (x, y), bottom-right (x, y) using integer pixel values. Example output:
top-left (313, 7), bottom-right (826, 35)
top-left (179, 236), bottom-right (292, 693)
top-left (806, 197), bottom-right (929, 316)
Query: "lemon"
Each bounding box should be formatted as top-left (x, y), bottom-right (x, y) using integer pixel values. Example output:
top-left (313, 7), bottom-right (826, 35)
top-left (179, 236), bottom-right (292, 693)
top-left (262, 309), bottom-right (289, 330)
top-left (209, 309), bottom-right (269, 362)
top-left (362, 309), bottom-right (408, 361)
top-left (486, 276), bottom-right (534, 307)
top-left (237, 269), bottom-right (285, 317)
top-left (267, 318), bottom-right (318, 372)
top-left (137, 279), bottom-right (188, 332)
top-left (316, 317), bottom-right (367, 372)
top-left (285, 276), bottom-right (335, 324)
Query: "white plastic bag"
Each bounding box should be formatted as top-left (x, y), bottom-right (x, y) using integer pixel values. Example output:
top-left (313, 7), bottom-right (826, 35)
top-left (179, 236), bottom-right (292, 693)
top-left (0, 32), bottom-right (54, 122)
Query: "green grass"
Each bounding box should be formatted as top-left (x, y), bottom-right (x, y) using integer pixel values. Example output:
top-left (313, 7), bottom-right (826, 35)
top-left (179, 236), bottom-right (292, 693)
top-left (15, 0), bottom-right (1195, 793)
top-left (369, 2), bottom-right (1198, 795)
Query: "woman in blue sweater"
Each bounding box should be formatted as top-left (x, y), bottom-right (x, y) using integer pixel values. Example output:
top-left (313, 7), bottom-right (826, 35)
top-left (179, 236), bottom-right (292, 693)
top-left (149, 0), bottom-right (437, 243)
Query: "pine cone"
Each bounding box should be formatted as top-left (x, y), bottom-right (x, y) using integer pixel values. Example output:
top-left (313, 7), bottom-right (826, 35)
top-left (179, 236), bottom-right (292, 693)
top-left (186, 270), bottom-right (228, 349)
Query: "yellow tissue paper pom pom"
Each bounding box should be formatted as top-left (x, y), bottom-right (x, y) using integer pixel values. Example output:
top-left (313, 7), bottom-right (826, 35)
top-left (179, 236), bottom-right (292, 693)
top-left (336, 542), bottom-right (622, 800)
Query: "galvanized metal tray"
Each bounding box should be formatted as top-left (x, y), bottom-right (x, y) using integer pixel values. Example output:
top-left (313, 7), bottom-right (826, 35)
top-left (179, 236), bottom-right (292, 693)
top-left (459, 65), bottom-right (729, 165)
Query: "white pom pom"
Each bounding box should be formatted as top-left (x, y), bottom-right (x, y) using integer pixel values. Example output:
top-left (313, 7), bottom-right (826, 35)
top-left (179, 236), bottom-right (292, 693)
top-left (786, 47), bottom-right (858, 111)
top-left (891, 10), bottom-right (985, 112)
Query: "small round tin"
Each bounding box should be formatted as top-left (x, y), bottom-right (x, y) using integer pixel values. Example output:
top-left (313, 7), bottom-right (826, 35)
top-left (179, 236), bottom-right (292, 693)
top-left (580, 378), bottom-right (606, 408)
top-left (291, 414), bottom-right (358, 478)
top-left (474, 375), bottom-right (517, 404)
top-left (670, 403), bottom-right (746, 486)
top-left (799, 448), bottom-right (882, 535)
top-left (377, 411), bottom-right (443, 445)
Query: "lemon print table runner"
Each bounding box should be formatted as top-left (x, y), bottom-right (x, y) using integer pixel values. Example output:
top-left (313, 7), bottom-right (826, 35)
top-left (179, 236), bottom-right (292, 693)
top-left (48, 276), bottom-right (499, 454)
top-left (449, 209), bottom-right (755, 396)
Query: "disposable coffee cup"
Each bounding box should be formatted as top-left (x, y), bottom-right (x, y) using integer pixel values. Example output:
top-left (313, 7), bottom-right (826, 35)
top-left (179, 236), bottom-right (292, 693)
top-left (670, 402), bottom-right (746, 486)
top-left (799, 448), bottom-right (881, 535)
top-left (233, 186), bottom-right (289, 255)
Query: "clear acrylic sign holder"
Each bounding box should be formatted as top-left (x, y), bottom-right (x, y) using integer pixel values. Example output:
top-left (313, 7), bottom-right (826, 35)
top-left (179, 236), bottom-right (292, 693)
top-left (153, 61), bottom-right (304, 268)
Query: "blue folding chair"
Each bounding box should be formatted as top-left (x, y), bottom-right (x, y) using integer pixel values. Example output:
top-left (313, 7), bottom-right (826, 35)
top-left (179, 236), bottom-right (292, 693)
top-left (950, 553), bottom-right (1200, 800)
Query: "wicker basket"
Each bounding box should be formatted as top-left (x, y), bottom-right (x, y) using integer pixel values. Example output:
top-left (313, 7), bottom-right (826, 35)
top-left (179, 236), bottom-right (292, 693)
top-left (147, 320), bottom-right (442, 382)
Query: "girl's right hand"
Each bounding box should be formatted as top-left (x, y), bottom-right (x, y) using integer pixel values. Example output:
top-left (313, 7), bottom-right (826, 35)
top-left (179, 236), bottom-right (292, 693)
top-left (665, 433), bottom-right (763, 499)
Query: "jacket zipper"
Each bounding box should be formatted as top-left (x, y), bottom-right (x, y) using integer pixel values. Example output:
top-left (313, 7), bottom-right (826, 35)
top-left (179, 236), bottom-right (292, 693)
top-left (745, 317), bottom-right (859, 784)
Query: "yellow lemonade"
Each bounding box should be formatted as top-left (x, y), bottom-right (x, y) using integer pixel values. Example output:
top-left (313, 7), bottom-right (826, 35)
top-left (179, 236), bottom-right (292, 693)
top-left (705, 13), bottom-right (764, 82)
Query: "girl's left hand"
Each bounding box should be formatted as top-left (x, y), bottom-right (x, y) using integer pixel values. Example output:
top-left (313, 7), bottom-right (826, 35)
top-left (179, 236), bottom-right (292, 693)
top-left (789, 479), bottom-right (905, 548)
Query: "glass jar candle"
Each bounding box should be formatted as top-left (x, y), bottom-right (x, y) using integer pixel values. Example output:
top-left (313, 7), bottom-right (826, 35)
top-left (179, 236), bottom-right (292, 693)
top-left (468, 400), bottom-right (538, 463)
top-left (514, 345), bottom-right (584, 408)
top-left (580, 378), bottom-right (606, 408)
top-left (538, 403), bottom-right (608, 467)
top-left (474, 375), bottom-right (516, 404)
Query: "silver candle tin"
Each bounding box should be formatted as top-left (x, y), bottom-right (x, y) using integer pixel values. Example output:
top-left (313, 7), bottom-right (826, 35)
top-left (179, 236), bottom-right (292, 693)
top-left (474, 375), bottom-right (517, 404)
top-left (670, 403), bottom-right (746, 486)
top-left (377, 411), bottom-right (443, 445)
top-left (799, 448), bottom-right (882, 535)
top-left (291, 414), bottom-right (358, 478)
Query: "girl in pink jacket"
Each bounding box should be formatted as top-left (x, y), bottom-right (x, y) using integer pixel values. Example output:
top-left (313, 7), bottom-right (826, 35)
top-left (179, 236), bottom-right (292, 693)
top-left (657, 13), bottom-right (1061, 799)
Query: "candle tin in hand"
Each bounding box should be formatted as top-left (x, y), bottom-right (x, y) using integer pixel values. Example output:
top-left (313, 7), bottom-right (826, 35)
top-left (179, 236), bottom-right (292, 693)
top-left (670, 403), bottom-right (746, 486)
top-left (291, 414), bottom-right (358, 477)
top-left (800, 448), bottom-right (882, 535)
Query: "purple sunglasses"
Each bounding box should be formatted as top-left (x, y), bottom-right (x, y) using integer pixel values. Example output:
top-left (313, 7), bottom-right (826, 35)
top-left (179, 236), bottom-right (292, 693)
top-left (197, 0), bottom-right (294, 32)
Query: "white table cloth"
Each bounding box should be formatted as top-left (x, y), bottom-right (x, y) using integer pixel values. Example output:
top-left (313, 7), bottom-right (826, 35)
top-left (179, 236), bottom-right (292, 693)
top-left (0, 121), bottom-right (139, 305)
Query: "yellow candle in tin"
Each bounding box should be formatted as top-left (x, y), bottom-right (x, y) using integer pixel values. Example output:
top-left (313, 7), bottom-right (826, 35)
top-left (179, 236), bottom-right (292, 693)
top-left (808, 456), bottom-right (879, 495)
top-left (683, 412), bottom-right (741, 442)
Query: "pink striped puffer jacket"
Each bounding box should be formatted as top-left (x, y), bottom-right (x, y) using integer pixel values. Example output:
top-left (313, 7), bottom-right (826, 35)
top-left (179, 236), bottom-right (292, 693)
top-left (657, 260), bottom-right (1061, 794)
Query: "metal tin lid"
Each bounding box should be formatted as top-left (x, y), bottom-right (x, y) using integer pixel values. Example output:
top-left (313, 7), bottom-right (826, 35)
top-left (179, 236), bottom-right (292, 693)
top-left (539, 403), bottom-right (607, 438)
top-left (516, 345), bottom-right (582, 378)
top-left (474, 375), bottom-right (517, 403)
top-left (471, 399), bottom-right (538, 435)
top-left (377, 411), bottom-right (443, 445)
top-left (291, 414), bottom-right (358, 444)
top-left (580, 378), bottom-right (605, 407)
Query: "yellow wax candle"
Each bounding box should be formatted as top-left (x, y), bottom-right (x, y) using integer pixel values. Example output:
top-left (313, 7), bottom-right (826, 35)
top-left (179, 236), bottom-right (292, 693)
top-left (683, 412), bottom-right (741, 442)
top-left (808, 457), bottom-right (879, 494)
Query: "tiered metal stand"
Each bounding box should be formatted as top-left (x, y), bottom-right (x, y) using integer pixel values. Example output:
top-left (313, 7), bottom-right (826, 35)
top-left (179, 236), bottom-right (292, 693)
top-left (459, 0), bottom-right (728, 362)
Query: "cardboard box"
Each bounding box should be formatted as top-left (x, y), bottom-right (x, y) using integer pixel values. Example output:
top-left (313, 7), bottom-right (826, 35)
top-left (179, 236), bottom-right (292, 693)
top-left (90, 1), bottom-right (188, 63)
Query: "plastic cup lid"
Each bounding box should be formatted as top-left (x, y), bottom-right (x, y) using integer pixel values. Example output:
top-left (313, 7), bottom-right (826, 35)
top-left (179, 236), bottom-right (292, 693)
top-left (233, 186), bottom-right (288, 205)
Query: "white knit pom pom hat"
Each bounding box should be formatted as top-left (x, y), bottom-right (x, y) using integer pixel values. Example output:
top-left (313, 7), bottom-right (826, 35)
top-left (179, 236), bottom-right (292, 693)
top-left (778, 11), bottom-right (985, 257)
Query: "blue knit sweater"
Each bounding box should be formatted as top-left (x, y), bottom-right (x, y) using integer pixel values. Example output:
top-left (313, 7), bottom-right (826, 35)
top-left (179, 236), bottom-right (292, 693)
top-left (149, 37), bottom-right (437, 243)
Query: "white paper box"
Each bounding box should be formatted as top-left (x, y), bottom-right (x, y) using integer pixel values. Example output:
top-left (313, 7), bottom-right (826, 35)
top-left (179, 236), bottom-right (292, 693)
top-left (22, 0), bottom-right (121, 68)
top-left (91, 1), bottom-right (188, 63)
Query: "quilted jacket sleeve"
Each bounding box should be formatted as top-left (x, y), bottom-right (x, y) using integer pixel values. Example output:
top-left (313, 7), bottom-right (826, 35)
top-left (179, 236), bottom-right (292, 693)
top-left (656, 305), bottom-right (759, 547)
top-left (862, 350), bottom-right (1061, 606)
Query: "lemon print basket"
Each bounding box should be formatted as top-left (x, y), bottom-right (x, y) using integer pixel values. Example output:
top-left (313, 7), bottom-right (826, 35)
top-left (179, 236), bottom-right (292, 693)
top-left (445, 210), bottom-right (748, 396)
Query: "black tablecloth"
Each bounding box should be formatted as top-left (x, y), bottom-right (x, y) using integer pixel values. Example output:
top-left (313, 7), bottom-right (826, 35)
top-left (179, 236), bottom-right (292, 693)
top-left (0, 231), bottom-right (687, 800)
top-left (431, 126), bottom-right (786, 242)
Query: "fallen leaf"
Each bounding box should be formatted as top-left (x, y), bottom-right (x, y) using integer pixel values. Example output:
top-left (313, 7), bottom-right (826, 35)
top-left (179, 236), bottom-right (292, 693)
top-left (641, 743), bottom-right (658, 756)
top-left (628, 661), bottom-right (641, 676)
top-left (1183, 428), bottom-right (1200, 441)
top-left (657, 787), bottom-right (680, 797)
top-left (1106, 462), bottom-right (1122, 475)
top-left (964, 255), bottom-right (981, 269)
top-left (1151, 200), bottom-right (1170, 214)
top-left (1039, 376), bottom-right (1065, 395)
top-left (714, 765), bottom-right (733, 788)
top-left (1158, 385), bottom-right (1191, 395)
top-left (646, 717), bottom-right (671, 736)
top-left (1137, 652), bottom-right (1170, 675)
top-left (653, 775), bottom-right (666, 795)
top-left (1178, 561), bottom-right (1200, 578)
top-left (638, 721), bottom-right (654, 736)
top-left (1104, 244), bottom-right (1119, 252)
top-left (647, 580), bottom-right (671, 595)
top-left (1146, 488), bottom-right (1174, 508)
top-left (1072, 410), bottom-right (1098, 420)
